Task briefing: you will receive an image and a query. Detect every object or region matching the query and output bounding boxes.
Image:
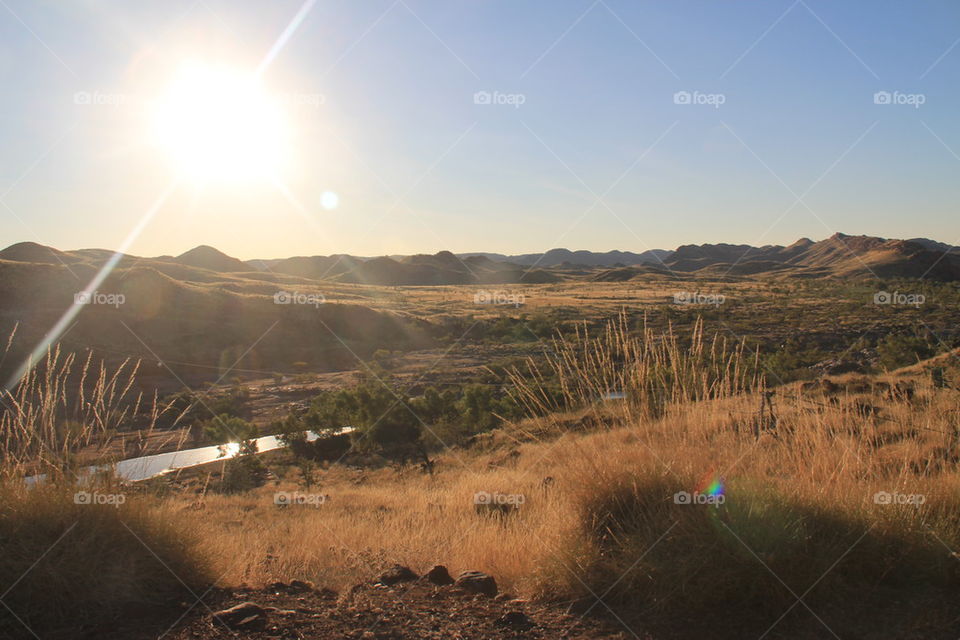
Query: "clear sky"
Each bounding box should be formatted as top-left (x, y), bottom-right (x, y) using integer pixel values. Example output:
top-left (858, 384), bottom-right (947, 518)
top-left (0, 0), bottom-right (958, 259)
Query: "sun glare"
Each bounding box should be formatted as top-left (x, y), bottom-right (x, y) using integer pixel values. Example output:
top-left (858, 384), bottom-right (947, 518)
top-left (151, 63), bottom-right (288, 183)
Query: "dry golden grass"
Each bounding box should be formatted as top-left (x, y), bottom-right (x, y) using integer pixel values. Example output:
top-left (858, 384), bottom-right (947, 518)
top-left (177, 381), bottom-right (960, 584)
top-left (0, 325), bottom-right (178, 482)
top-left (0, 482), bottom-right (213, 637)
top-left (166, 316), bottom-right (960, 636)
top-left (4, 315), bottom-right (959, 637)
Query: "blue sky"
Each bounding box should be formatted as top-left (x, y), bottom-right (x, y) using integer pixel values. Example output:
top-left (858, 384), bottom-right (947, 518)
top-left (0, 0), bottom-right (958, 258)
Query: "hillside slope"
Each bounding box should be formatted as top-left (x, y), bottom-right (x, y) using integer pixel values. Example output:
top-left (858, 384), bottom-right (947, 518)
top-left (0, 259), bottom-right (434, 390)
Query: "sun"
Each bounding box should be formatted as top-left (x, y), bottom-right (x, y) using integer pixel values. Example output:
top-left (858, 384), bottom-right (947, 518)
top-left (151, 63), bottom-right (288, 183)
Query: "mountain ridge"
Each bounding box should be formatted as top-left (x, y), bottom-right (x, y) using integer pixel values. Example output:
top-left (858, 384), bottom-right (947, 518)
top-left (3, 233), bottom-right (959, 283)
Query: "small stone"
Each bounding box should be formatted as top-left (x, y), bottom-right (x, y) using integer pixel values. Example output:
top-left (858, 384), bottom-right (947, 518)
top-left (289, 579), bottom-right (314, 592)
top-left (212, 602), bottom-right (268, 630)
top-left (454, 571), bottom-right (498, 597)
top-left (496, 610), bottom-right (534, 630)
top-left (376, 564), bottom-right (419, 586)
top-left (423, 564), bottom-right (454, 586)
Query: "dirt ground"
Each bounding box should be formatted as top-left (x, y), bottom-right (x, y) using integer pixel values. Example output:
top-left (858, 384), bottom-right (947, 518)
top-left (101, 578), bottom-right (639, 640)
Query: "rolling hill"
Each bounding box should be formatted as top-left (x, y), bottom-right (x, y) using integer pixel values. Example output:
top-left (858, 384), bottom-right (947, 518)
top-left (261, 250), bottom-right (561, 285)
top-left (0, 246), bottom-right (435, 391)
top-left (459, 248), bottom-right (671, 267)
top-left (664, 233), bottom-right (960, 280)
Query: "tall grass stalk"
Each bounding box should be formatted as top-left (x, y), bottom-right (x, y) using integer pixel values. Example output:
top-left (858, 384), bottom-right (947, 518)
top-left (508, 313), bottom-right (761, 421)
top-left (0, 328), bottom-right (167, 482)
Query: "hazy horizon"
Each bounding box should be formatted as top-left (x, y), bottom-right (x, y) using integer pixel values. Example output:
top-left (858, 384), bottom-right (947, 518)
top-left (10, 228), bottom-right (956, 262)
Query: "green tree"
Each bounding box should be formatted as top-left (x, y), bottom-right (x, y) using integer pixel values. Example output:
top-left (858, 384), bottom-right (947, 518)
top-left (877, 334), bottom-right (934, 371)
top-left (202, 414), bottom-right (258, 443)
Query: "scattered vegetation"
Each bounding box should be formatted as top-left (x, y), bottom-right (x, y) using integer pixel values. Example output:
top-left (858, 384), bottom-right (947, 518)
top-left (4, 282), bottom-right (960, 638)
top-left (0, 332), bottom-right (209, 638)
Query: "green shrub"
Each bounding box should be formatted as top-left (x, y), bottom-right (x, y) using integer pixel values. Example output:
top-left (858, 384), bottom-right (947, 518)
top-left (878, 334), bottom-right (935, 371)
top-left (202, 414), bottom-right (257, 443)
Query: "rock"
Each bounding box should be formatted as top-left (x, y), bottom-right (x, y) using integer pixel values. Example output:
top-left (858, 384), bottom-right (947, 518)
top-left (212, 601), bottom-right (268, 630)
top-left (289, 579), bottom-right (314, 592)
top-left (454, 571), bottom-right (497, 597)
top-left (376, 564), bottom-right (419, 586)
top-left (496, 610), bottom-right (534, 630)
top-left (423, 564), bottom-right (454, 586)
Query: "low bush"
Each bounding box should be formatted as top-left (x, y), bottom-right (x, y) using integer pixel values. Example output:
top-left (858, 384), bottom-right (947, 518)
top-left (0, 483), bottom-right (212, 638)
top-left (549, 469), bottom-right (960, 638)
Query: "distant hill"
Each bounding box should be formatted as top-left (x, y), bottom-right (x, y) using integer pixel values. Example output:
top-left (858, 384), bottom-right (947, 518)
top-left (0, 256), bottom-right (433, 390)
top-left (172, 245), bottom-right (250, 273)
top-left (3, 233), bottom-right (959, 290)
top-left (253, 255), bottom-right (365, 280)
top-left (253, 234), bottom-right (960, 283)
top-left (906, 238), bottom-right (959, 253)
top-left (664, 233), bottom-right (960, 281)
top-left (262, 250), bottom-right (562, 286)
top-left (459, 248), bottom-right (671, 267)
top-left (0, 241), bottom-right (75, 265)
top-left (590, 265), bottom-right (673, 282)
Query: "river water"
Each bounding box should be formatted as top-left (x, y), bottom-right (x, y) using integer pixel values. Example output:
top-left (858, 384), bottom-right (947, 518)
top-left (25, 427), bottom-right (354, 485)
